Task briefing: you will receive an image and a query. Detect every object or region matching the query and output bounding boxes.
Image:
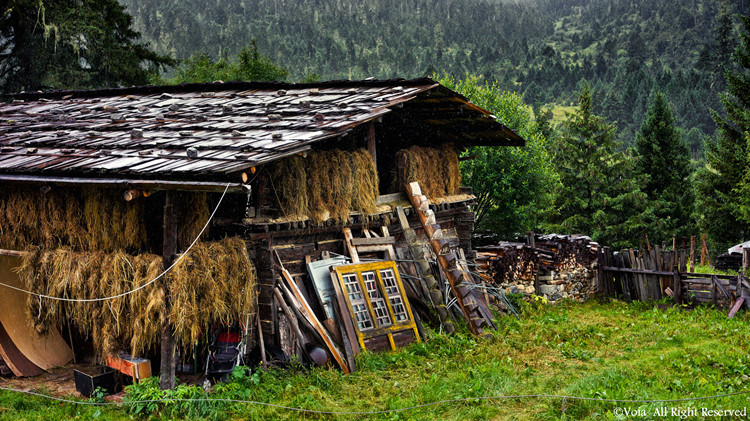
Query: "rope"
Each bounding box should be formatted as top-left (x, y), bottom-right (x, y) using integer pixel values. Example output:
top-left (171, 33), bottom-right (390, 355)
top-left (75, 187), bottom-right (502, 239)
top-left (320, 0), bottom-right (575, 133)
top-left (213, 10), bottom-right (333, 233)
top-left (0, 386), bottom-right (747, 415)
top-left (0, 183), bottom-right (230, 302)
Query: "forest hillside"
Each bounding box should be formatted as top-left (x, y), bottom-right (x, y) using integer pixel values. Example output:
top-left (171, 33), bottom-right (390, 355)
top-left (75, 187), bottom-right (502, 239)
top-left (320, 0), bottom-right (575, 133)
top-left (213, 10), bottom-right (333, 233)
top-left (119, 0), bottom-right (749, 149)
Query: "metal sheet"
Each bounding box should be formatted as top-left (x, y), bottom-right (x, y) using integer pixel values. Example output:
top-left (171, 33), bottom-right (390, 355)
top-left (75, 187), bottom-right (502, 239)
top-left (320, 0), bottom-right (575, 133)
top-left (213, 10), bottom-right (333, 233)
top-left (306, 256), bottom-right (350, 320)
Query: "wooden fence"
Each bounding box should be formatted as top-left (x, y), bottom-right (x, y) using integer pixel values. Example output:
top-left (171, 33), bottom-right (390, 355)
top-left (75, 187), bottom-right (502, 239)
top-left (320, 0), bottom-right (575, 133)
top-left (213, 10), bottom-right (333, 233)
top-left (597, 247), bottom-right (749, 317)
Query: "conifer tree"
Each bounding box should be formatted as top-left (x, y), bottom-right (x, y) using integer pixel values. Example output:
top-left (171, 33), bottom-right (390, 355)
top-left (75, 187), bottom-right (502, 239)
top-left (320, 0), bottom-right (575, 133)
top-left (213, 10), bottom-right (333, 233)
top-left (708, 12), bottom-right (750, 245)
top-left (696, 12), bottom-right (750, 246)
top-left (0, 0), bottom-right (174, 93)
top-left (551, 85), bottom-right (646, 248)
top-left (635, 91), bottom-right (695, 240)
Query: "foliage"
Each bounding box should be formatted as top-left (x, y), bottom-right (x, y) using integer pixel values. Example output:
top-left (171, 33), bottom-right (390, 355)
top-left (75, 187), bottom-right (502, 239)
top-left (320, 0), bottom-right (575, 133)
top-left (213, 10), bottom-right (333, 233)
top-left (549, 85), bottom-right (647, 248)
top-left (634, 91), bottom-right (695, 241)
top-left (169, 40), bottom-right (288, 84)
top-left (697, 12), bottom-right (750, 248)
top-left (439, 74), bottom-right (559, 238)
top-left (0, 0), bottom-right (174, 93)
top-left (125, 376), bottom-right (224, 419)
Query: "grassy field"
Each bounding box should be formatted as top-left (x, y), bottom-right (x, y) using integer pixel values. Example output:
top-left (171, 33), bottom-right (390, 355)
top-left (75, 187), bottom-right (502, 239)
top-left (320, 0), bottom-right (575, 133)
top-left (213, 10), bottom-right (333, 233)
top-left (1, 298), bottom-right (749, 420)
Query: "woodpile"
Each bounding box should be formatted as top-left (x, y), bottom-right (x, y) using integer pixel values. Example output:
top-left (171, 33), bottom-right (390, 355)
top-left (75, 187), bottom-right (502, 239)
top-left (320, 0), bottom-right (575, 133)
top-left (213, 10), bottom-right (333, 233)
top-left (476, 234), bottom-right (598, 301)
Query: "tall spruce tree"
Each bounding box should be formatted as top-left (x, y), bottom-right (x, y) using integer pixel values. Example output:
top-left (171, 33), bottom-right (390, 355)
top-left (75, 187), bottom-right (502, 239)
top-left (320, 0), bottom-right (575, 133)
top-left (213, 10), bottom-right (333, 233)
top-left (695, 12), bottom-right (750, 247)
top-left (551, 85), bottom-right (646, 248)
top-left (0, 0), bottom-right (173, 93)
top-left (635, 91), bottom-right (695, 241)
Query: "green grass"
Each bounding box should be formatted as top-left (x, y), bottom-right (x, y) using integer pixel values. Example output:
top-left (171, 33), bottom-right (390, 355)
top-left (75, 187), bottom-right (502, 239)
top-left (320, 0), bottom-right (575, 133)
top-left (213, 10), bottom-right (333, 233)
top-left (546, 104), bottom-right (577, 125)
top-left (2, 299), bottom-right (750, 420)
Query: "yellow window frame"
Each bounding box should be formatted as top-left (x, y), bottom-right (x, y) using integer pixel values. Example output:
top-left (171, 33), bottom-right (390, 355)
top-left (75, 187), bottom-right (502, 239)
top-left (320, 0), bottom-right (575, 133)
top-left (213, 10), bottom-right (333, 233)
top-left (331, 261), bottom-right (420, 351)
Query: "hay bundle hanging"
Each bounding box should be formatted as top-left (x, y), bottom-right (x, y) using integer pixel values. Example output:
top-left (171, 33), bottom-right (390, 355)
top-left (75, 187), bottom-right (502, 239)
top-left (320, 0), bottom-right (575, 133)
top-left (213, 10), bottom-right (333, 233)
top-left (168, 236), bottom-right (257, 349)
top-left (269, 149), bottom-right (379, 224)
top-left (18, 247), bottom-right (164, 355)
top-left (17, 237), bottom-right (257, 356)
top-left (173, 192), bottom-right (210, 250)
top-left (397, 144), bottom-right (461, 199)
top-left (0, 186), bottom-right (146, 252)
top-left (268, 154), bottom-right (308, 219)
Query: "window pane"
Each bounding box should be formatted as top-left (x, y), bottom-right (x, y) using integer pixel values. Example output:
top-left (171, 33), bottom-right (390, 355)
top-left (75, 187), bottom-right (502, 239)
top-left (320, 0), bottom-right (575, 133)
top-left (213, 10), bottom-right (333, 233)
top-left (380, 269), bottom-right (408, 322)
top-left (362, 271), bottom-right (392, 327)
top-left (343, 273), bottom-right (373, 330)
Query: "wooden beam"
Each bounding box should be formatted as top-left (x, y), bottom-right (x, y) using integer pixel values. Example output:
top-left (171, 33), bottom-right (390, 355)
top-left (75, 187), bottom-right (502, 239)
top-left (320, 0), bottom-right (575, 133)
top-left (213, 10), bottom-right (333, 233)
top-left (366, 122), bottom-right (377, 168)
top-left (159, 191), bottom-right (177, 390)
top-left (350, 236), bottom-right (396, 246)
top-left (728, 297), bottom-right (745, 318)
top-left (0, 249), bottom-right (27, 257)
top-left (278, 267), bottom-right (350, 373)
top-left (0, 174), bottom-right (247, 193)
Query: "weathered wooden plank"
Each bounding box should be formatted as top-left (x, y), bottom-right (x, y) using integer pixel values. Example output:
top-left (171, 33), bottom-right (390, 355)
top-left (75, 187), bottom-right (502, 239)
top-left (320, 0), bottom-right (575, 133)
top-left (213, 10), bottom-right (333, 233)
top-left (728, 297), bottom-right (745, 318)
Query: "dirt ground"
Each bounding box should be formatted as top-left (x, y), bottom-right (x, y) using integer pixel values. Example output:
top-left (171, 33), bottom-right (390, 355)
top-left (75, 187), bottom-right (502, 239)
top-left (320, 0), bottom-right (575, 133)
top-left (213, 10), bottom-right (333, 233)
top-left (0, 364), bottom-right (203, 402)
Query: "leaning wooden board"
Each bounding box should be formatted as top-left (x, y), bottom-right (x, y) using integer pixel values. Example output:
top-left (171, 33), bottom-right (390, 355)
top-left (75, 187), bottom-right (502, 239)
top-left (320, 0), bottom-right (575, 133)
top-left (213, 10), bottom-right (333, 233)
top-left (278, 267), bottom-right (350, 374)
top-left (0, 255), bottom-right (73, 373)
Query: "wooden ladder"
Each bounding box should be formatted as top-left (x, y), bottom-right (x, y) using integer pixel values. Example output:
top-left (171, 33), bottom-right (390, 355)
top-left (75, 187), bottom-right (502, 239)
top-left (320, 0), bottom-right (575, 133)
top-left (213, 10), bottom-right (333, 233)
top-left (404, 182), bottom-right (496, 337)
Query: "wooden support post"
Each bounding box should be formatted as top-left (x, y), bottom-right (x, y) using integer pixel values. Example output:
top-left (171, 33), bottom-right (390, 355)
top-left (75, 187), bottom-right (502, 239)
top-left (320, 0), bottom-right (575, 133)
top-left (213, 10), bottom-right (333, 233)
top-left (690, 236), bottom-right (696, 272)
top-left (366, 122), bottom-right (377, 168)
top-left (743, 248), bottom-right (750, 275)
top-left (701, 234), bottom-right (712, 268)
top-left (672, 235), bottom-right (677, 268)
top-left (644, 234), bottom-right (651, 251)
top-left (526, 231), bottom-right (535, 248)
top-left (256, 313), bottom-right (267, 369)
top-left (673, 266), bottom-right (681, 305)
top-left (159, 191), bottom-right (177, 390)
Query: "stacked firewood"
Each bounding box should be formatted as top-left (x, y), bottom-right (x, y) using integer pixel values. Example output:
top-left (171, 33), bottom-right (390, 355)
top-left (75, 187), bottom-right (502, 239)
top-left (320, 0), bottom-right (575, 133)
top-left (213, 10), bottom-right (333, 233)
top-left (476, 234), bottom-right (599, 301)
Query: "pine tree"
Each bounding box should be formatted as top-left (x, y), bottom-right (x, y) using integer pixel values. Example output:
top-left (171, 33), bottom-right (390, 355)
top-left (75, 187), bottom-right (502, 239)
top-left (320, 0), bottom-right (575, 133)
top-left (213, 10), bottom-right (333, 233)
top-left (0, 0), bottom-right (174, 93)
top-left (635, 91), bottom-right (695, 240)
top-left (697, 20), bottom-right (750, 244)
top-left (711, 13), bottom-right (750, 244)
top-left (551, 85), bottom-right (646, 248)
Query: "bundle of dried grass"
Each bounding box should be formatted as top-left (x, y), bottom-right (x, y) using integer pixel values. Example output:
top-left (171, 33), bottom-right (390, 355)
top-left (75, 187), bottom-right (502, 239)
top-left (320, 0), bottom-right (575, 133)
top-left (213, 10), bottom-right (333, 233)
top-left (17, 237), bottom-right (256, 356)
top-left (168, 236), bottom-right (256, 349)
top-left (268, 155), bottom-right (308, 219)
top-left (173, 192), bottom-right (210, 250)
top-left (18, 247), bottom-right (163, 355)
top-left (0, 186), bottom-right (146, 252)
top-left (270, 149), bottom-right (379, 224)
top-left (398, 144), bottom-right (461, 199)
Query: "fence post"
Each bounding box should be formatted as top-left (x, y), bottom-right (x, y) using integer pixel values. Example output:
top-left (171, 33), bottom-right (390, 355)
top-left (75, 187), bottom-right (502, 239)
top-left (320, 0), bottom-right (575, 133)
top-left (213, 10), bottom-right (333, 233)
top-left (690, 236), bottom-right (695, 272)
top-left (673, 266), bottom-right (681, 305)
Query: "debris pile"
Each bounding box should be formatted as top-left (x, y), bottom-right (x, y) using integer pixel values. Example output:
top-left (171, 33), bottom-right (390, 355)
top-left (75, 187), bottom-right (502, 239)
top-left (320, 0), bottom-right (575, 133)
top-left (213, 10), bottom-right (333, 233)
top-left (476, 234), bottom-right (599, 301)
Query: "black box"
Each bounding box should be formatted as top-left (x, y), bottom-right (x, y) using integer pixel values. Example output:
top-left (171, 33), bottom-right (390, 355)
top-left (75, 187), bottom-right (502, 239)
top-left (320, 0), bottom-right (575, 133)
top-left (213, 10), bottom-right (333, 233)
top-left (73, 366), bottom-right (122, 397)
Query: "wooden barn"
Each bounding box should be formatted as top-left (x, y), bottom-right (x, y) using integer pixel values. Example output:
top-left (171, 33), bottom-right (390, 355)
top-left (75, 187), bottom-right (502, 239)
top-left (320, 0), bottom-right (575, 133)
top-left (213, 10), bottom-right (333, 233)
top-left (0, 78), bottom-right (524, 387)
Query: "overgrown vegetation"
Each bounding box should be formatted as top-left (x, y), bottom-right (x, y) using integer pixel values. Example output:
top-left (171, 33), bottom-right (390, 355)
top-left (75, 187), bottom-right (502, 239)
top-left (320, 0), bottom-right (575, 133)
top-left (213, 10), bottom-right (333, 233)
top-left (2, 300), bottom-right (748, 420)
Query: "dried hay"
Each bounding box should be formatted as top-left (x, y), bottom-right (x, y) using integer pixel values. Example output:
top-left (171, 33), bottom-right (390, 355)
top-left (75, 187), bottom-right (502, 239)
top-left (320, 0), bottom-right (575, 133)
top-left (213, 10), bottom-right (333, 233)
top-left (397, 144), bottom-right (461, 199)
top-left (169, 236), bottom-right (256, 349)
top-left (0, 186), bottom-right (146, 252)
top-left (17, 237), bottom-right (256, 356)
top-left (268, 155), bottom-right (308, 219)
top-left (173, 192), bottom-right (210, 250)
top-left (269, 149), bottom-right (379, 224)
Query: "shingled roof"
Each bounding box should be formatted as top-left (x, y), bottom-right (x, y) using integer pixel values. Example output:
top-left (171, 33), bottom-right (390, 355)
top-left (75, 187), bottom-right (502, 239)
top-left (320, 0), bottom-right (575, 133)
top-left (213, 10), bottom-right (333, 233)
top-left (0, 78), bottom-right (524, 191)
